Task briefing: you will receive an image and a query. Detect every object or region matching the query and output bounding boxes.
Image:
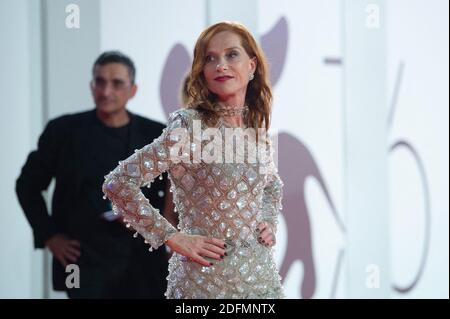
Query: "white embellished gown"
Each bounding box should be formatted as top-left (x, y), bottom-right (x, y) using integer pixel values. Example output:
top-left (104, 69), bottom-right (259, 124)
top-left (102, 108), bottom-right (284, 299)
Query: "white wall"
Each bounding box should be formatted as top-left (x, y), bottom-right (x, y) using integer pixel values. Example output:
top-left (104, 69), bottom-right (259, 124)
top-left (259, 0), bottom-right (347, 299)
top-left (343, 0), bottom-right (390, 298)
top-left (44, 0), bottom-right (100, 119)
top-left (0, 0), bottom-right (43, 298)
top-left (208, 0), bottom-right (258, 34)
top-left (387, 0), bottom-right (449, 299)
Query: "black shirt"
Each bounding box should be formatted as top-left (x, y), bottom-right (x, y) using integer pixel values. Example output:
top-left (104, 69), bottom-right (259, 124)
top-left (80, 121), bottom-right (132, 219)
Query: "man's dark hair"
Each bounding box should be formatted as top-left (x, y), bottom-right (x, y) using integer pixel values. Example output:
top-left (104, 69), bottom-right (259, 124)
top-left (93, 51), bottom-right (136, 84)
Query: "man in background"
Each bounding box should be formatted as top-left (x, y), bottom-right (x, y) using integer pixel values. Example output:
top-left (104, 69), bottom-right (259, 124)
top-left (16, 51), bottom-right (174, 298)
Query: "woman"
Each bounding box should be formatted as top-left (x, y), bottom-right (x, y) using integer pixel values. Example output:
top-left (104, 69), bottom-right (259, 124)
top-left (103, 21), bottom-right (284, 299)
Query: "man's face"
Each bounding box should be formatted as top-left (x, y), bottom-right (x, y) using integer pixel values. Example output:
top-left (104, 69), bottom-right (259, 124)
top-left (90, 63), bottom-right (137, 115)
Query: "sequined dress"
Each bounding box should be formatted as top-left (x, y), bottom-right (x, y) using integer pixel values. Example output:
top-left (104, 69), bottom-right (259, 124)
top-left (102, 108), bottom-right (284, 299)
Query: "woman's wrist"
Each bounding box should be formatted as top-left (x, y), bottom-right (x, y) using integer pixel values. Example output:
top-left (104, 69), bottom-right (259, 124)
top-left (165, 231), bottom-right (181, 251)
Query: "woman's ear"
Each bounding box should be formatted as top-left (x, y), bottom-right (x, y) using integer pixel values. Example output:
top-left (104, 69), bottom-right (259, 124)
top-left (250, 56), bottom-right (257, 74)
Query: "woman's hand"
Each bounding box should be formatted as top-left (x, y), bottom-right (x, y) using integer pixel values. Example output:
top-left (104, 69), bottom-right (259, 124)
top-left (256, 221), bottom-right (276, 247)
top-left (165, 232), bottom-right (226, 267)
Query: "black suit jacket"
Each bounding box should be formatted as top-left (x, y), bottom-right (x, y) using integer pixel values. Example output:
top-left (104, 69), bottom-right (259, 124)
top-left (16, 109), bottom-right (169, 291)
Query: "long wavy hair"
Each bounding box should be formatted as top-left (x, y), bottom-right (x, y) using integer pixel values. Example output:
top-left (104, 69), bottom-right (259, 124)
top-left (186, 21), bottom-right (273, 131)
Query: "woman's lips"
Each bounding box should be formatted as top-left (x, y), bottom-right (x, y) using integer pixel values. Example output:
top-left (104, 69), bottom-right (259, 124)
top-left (214, 76), bottom-right (233, 82)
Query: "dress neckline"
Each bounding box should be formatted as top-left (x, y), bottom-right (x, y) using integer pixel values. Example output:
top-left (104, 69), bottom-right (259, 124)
top-left (217, 116), bottom-right (248, 129)
top-left (215, 105), bottom-right (249, 129)
top-left (215, 105), bottom-right (249, 117)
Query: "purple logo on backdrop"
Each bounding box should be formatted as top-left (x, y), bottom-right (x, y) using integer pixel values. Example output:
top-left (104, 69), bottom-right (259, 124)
top-left (388, 62), bottom-right (431, 293)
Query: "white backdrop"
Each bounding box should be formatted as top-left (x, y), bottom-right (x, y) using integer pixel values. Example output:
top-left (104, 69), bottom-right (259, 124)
top-left (0, 0), bottom-right (447, 299)
top-left (387, 0), bottom-right (449, 298)
top-left (258, 0), bottom-right (346, 299)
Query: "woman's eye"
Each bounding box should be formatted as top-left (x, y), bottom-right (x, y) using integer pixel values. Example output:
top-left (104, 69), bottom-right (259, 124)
top-left (205, 55), bottom-right (215, 63)
top-left (228, 51), bottom-right (238, 59)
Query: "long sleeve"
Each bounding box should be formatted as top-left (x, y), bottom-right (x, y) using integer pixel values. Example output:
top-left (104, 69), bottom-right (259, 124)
top-left (102, 111), bottom-right (188, 251)
top-left (16, 120), bottom-right (61, 248)
top-left (260, 137), bottom-right (284, 232)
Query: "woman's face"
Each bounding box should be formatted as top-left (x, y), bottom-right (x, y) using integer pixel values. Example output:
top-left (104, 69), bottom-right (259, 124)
top-left (203, 31), bottom-right (256, 103)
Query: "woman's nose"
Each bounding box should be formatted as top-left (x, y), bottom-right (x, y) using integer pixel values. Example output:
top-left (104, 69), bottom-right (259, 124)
top-left (216, 61), bottom-right (228, 72)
